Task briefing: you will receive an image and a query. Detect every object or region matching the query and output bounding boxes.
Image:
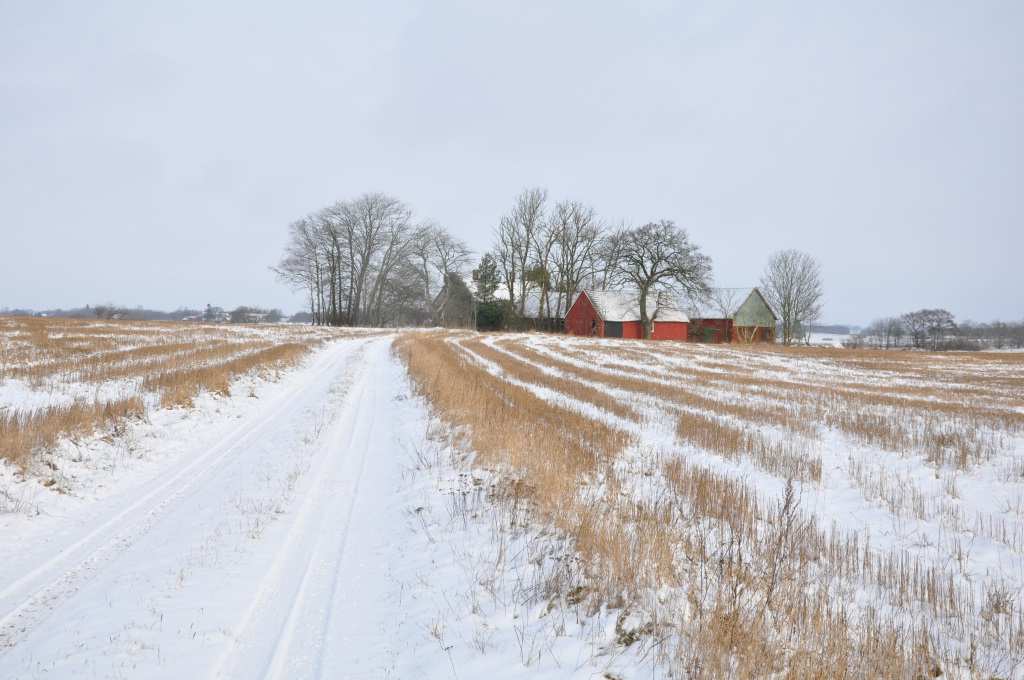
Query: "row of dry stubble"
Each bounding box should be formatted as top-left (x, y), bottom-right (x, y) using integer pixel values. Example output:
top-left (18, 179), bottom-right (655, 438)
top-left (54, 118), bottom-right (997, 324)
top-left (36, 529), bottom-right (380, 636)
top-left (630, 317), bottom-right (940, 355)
top-left (0, 317), bottom-right (333, 468)
top-left (395, 331), bottom-right (1024, 679)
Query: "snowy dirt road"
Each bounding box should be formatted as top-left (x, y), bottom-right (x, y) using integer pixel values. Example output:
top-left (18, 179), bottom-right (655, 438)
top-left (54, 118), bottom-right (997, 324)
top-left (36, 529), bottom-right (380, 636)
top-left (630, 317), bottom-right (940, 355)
top-left (0, 337), bottom-right (418, 679)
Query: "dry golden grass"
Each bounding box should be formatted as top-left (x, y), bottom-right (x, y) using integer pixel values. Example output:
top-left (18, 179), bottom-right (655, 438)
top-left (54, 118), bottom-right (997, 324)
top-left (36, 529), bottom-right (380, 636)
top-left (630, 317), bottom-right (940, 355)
top-left (143, 342), bottom-right (315, 408)
top-left (0, 396), bottom-right (145, 470)
top-left (491, 337), bottom-right (823, 481)
top-left (396, 331), bottom-right (1024, 679)
top-left (560, 341), bottom-right (1022, 470)
top-left (459, 337), bottom-right (642, 422)
top-left (0, 316), bottom-right (354, 467)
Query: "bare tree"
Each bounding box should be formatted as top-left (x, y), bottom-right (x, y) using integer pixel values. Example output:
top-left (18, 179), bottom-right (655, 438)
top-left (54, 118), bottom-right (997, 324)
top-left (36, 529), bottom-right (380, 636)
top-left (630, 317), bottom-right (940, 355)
top-left (707, 288), bottom-right (745, 317)
top-left (902, 309), bottom-right (931, 349)
top-left (610, 220), bottom-right (712, 339)
top-left (495, 188), bottom-right (547, 315)
top-left (890, 317), bottom-right (907, 348)
top-left (876, 316), bottom-right (907, 349)
top-left (366, 214), bottom-right (413, 325)
top-left (317, 204), bottom-right (352, 325)
top-left (759, 250), bottom-right (824, 345)
top-left (551, 200), bottom-right (604, 317)
top-left (273, 216), bottom-right (327, 324)
top-left (494, 218), bottom-right (520, 309)
top-left (902, 308), bottom-right (956, 350)
top-left (594, 222), bottom-right (628, 290)
top-left (408, 224), bottom-right (439, 314)
top-left (409, 222), bottom-right (473, 323)
top-left (430, 227), bottom-right (472, 280)
top-left (861, 317), bottom-right (907, 349)
top-left (529, 220), bottom-right (558, 319)
top-left (338, 193), bottom-right (412, 325)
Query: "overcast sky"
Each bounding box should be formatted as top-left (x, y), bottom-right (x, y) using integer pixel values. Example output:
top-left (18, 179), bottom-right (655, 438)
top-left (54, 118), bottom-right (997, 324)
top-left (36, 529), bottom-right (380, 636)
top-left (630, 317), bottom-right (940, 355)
top-left (2, 1), bottom-right (1021, 324)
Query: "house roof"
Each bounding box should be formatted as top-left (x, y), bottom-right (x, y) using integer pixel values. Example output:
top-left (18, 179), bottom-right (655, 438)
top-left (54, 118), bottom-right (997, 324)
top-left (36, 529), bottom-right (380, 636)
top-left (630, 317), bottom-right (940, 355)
top-left (582, 290), bottom-right (690, 323)
top-left (685, 287), bottom-right (777, 321)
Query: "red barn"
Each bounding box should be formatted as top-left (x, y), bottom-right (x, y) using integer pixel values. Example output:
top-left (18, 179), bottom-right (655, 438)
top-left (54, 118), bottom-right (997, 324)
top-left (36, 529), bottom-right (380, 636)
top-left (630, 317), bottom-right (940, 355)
top-left (564, 290), bottom-right (689, 340)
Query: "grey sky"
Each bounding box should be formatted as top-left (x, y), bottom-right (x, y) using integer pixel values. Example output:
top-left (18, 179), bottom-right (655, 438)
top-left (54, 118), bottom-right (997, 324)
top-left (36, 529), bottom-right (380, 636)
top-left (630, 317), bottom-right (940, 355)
top-left (2, 1), bottom-right (1021, 324)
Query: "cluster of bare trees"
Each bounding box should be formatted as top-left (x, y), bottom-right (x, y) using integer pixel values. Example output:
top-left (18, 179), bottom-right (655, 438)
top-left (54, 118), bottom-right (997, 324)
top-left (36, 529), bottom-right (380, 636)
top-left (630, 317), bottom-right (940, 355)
top-left (856, 309), bottom-right (1024, 350)
top-left (274, 193), bottom-right (470, 326)
top-left (487, 188), bottom-right (712, 338)
top-left (490, 188), bottom-right (606, 320)
top-left (858, 309), bottom-right (956, 350)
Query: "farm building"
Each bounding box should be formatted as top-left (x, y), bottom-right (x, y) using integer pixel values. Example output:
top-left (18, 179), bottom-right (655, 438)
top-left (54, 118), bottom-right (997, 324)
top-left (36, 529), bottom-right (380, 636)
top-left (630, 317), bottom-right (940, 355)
top-left (565, 290), bottom-right (689, 340)
top-left (686, 287), bottom-right (777, 343)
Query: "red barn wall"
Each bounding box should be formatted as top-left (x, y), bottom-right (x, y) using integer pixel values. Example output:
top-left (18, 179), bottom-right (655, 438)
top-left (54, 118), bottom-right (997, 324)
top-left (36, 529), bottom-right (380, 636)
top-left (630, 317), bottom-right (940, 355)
top-left (653, 321), bottom-right (688, 341)
top-left (565, 293), bottom-right (601, 336)
top-left (620, 321), bottom-right (643, 339)
top-left (688, 318), bottom-right (732, 343)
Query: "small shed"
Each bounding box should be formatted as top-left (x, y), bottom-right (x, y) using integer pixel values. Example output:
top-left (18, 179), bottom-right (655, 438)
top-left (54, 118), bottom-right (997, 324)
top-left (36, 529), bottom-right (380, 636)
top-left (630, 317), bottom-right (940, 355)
top-left (565, 290), bottom-right (689, 341)
top-left (686, 287), bottom-right (777, 343)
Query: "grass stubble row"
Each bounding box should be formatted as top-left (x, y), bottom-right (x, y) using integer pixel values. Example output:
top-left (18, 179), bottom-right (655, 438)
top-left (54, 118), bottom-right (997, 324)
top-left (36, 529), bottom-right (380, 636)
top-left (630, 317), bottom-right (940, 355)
top-left (545, 340), bottom-right (1024, 552)
top-left (0, 317), bottom-right (336, 468)
top-left (396, 332), bottom-right (1024, 679)
top-left (547, 341), bottom-right (1022, 471)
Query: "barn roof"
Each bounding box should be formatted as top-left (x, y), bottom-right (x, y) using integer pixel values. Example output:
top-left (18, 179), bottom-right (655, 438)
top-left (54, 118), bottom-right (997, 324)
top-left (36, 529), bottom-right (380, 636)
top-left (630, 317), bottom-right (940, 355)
top-left (685, 287), bottom-right (777, 321)
top-left (583, 290), bottom-right (690, 323)
top-left (518, 290), bottom-right (544, 319)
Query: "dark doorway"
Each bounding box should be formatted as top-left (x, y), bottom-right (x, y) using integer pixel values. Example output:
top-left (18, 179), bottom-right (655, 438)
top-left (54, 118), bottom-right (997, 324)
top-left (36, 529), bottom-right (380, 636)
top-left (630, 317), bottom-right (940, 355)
top-left (604, 321), bottom-right (623, 338)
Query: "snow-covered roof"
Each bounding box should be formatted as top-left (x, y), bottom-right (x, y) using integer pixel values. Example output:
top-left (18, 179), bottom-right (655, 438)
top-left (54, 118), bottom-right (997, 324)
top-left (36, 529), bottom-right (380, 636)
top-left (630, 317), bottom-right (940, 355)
top-left (582, 290), bottom-right (689, 323)
top-left (519, 291), bottom-right (543, 319)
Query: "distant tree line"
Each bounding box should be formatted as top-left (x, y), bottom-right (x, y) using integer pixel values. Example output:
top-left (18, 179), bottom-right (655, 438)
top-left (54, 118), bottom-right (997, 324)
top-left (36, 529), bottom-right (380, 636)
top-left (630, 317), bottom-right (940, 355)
top-left (851, 309), bottom-right (1024, 350)
top-left (0, 305), bottom-right (289, 324)
top-left (273, 187), bottom-right (827, 342)
top-left (28, 305), bottom-right (205, 321)
top-left (273, 193), bottom-right (471, 327)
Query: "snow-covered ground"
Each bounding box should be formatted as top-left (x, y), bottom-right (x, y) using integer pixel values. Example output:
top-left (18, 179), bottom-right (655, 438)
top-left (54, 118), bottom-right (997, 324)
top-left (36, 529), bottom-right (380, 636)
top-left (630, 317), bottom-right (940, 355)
top-left (433, 332), bottom-right (1024, 678)
top-left (805, 330), bottom-right (851, 347)
top-left (0, 334), bottom-right (648, 679)
top-left (3, 324), bottom-right (1023, 678)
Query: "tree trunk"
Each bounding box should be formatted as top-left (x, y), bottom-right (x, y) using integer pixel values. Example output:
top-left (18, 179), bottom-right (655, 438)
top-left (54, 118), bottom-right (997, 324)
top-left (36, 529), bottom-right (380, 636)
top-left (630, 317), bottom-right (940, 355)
top-left (638, 286), bottom-right (652, 339)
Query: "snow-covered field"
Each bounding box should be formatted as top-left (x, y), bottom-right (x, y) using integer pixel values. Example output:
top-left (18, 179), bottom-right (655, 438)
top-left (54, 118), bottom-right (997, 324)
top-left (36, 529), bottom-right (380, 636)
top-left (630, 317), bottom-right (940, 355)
top-left (399, 333), bottom-right (1024, 678)
top-left (2, 322), bottom-right (1022, 678)
top-left (806, 331), bottom-right (851, 347)
top-left (0, 322), bottom-right (652, 679)
top-left (0, 316), bottom-right (376, 478)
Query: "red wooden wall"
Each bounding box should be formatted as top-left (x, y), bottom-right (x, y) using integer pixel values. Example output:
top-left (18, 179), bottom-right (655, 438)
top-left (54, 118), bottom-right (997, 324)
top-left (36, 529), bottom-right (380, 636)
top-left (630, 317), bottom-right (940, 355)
top-left (652, 321), bottom-right (688, 341)
top-left (688, 319), bottom-right (733, 343)
top-left (620, 321), bottom-right (643, 339)
top-left (565, 292), bottom-right (601, 336)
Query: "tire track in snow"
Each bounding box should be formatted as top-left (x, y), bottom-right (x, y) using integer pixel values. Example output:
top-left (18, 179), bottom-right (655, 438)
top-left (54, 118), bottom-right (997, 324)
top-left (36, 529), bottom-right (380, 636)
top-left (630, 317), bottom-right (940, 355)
top-left (0, 340), bottom-right (360, 651)
top-left (209, 341), bottom-right (384, 680)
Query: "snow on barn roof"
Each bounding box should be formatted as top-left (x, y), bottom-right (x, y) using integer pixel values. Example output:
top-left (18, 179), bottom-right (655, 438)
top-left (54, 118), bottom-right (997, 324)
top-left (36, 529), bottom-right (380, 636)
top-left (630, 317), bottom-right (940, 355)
top-left (583, 290), bottom-right (690, 323)
top-left (519, 290), bottom-right (543, 319)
